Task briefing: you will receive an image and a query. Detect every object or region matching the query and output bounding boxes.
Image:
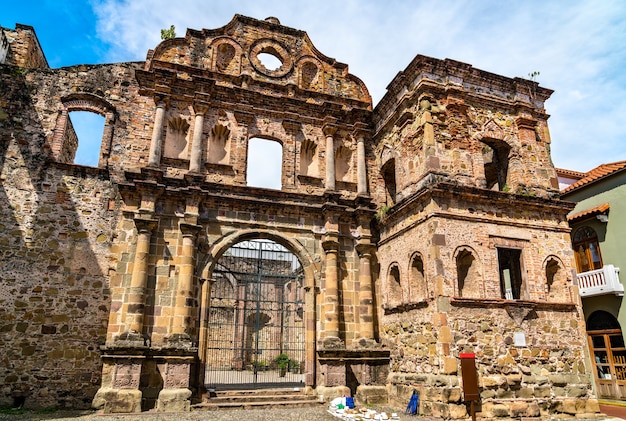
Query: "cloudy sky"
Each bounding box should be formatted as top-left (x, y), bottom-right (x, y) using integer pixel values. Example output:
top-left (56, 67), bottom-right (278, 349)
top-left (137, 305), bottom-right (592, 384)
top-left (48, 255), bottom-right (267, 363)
top-left (3, 0), bottom-right (625, 173)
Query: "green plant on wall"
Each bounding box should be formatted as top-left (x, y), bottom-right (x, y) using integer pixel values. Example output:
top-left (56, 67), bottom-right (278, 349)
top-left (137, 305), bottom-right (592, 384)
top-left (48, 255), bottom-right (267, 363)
top-left (375, 205), bottom-right (392, 221)
top-left (160, 25), bottom-right (176, 40)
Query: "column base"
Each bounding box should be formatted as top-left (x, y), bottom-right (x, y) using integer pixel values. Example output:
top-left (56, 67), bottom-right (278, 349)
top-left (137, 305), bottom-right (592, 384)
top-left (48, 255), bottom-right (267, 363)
top-left (322, 336), bottom-right (345, 349)
top-left (92, 388), bottom-right (142, 413)
top-left (356, 338), bottom-right (380, 349)
top-left (156, 388), bottom-right (192, 412)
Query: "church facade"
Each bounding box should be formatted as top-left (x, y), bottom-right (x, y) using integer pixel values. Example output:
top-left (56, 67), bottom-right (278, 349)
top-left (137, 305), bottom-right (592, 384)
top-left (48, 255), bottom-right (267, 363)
top-left (0, 16), bottom-right (597, 417)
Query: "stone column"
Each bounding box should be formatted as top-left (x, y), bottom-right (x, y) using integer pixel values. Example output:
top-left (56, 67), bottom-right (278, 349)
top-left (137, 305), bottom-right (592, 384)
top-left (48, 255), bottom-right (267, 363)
top-left (322, 234), bottom-right (343, 348)
top-left (148, 98), bottom-right (167, 167)
top-left (356, 243), bottom-right (376, 346)
top-left (353, 123), bottom-right (369, 195)
top-left (170, 223), bottom-right (201, 343)
top-left (126, 218), bottom-right (157, 338)
top-left (189, 102), bottom-right (209, 172)
top-left (323, 118), bottom-right (338, 191)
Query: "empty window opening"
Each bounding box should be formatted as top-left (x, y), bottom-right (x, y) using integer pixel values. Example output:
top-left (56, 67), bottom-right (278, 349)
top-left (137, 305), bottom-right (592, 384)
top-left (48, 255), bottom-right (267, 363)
top-left (457, 250), bottom-right (480, 298)
top-left (381, 159), bottom-right (397, 206)
top-left (482, 139), bottom-right (510, 191)
top-left (247, 137), bottom-right (282, 189)
top-left (257, 52), bottom-right (282, 71)
top-left (573, 226), bottom-right (603, 273)
top-left (498, 248), bottom-right (523, 299)
top-left (388, 265), bottom-right (402, 307)
top-left (409, 254), bottom-right (426, 301)
top-left (69, 111), bottom-right (105, 167)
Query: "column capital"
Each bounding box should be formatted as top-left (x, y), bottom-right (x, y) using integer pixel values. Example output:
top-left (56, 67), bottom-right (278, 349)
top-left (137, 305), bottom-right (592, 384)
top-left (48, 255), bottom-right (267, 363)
top-left (352, 122), bottom-right (370, 140)
top-left (134, 217), bottom-right (158, 234)
top-left (282, 119), bottom-right (301, 134)
top-left (322, 234), bottom-right (339, 252)
top-left (193, 101), bottom-right (210, 116)
top-left (179, 222), bottom-right (201, 238)
top-left (355, 242), bottom-right (373, 257)
top-left (153, 95), bottom-right (170, 108)
top-left (322, 123), bottom-right (338, 137)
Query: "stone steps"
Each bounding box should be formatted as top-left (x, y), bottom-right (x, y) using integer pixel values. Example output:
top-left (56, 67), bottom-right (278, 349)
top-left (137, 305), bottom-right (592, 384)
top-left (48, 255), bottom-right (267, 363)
top-left (193, 388), bottom-right (324, 411)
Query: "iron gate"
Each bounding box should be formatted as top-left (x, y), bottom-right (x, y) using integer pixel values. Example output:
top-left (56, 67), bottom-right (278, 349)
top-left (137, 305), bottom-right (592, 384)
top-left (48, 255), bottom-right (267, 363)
top-left (204, 239), bottom-right (305, 389)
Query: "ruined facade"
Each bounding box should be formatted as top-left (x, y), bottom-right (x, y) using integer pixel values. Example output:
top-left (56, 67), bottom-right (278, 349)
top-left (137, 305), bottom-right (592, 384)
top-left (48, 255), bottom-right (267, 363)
top-left (0, 16), bottom-right (598, 418)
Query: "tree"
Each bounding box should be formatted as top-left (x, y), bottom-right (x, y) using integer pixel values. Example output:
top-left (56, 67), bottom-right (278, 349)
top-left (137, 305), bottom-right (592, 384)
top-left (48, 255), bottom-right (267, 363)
top-left (161, 25), bottom-right (176, 40)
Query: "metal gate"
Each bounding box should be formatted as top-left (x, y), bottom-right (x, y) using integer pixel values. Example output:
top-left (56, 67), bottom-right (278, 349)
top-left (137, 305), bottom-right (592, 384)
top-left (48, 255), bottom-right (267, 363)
top-left (204, 239), bottom-right (305, 389)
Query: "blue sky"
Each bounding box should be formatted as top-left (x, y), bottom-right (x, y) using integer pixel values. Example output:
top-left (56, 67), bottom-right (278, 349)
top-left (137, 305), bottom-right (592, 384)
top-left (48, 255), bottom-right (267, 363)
top-left (3, 0), bottom-right (626, 173)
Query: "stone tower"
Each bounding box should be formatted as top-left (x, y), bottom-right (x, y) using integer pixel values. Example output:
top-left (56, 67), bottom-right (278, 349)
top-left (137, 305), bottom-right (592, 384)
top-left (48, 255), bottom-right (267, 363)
top-left (0, 16), bottom-right (597, 417)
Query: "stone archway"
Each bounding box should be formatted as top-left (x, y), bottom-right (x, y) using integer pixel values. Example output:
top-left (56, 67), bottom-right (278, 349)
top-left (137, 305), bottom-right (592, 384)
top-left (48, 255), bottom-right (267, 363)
top-left (198, 233), bottom-right (316, 390)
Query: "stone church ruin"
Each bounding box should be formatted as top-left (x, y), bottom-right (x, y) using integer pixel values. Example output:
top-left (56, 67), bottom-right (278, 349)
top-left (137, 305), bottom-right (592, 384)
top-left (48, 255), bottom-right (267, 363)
top-left (0, 15), bottom-right (598, 418)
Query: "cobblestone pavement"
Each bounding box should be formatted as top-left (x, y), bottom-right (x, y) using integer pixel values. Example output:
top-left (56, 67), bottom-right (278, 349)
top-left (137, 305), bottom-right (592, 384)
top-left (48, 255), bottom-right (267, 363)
top-left (0, 406), bottom-right (420, 421)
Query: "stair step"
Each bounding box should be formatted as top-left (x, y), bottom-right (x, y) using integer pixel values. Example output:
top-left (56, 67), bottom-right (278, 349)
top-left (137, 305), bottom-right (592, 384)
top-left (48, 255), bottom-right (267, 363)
top-left (194, 388), bottom-right (324, 411)
top-left (193, 399), bottom-right (324, 411)
top-left (208, 394), bottom-right (319, 403)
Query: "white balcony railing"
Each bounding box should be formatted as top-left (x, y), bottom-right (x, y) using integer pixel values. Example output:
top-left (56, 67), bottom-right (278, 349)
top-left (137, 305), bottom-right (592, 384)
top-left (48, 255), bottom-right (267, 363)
top-left (577, 264), bottom-right (623, 297)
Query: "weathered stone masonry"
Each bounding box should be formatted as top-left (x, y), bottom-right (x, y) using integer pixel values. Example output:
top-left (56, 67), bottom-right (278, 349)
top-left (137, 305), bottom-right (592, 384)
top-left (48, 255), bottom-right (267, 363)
top-left (0, 16), bottom-right (597, 418)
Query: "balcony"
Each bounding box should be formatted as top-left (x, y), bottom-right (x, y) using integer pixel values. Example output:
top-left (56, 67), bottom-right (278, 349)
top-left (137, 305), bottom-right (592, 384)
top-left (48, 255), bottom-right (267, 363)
top-left (578, 264), bottom-right (624, 297)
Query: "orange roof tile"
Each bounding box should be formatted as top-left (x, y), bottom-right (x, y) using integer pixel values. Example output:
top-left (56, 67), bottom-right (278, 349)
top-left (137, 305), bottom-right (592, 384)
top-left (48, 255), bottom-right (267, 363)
top-left (556, 168), bottom-right (585, 179)
top-left (561, 160), bottom-right (626, 194)
top-left (568, 203), bottom-right (610, 222)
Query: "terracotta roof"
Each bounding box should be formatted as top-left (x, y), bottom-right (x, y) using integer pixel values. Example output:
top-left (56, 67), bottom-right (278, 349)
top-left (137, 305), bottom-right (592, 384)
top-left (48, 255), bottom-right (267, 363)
top-left (561, 160), bottom-right (626, 194)
top-left (568, 202), bottom-right (610, 222)
top-left (556, 168), bottom-right (585, 179)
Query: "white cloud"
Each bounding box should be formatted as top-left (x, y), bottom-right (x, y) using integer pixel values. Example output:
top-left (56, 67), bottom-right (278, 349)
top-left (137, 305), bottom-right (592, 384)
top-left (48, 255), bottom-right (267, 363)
top-left (91, 0), bottom-right (626, 172)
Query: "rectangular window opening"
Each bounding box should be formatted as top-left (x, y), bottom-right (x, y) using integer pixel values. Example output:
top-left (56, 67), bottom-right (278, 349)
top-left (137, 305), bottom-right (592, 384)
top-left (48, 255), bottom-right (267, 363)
top-left (498, 248), bottom-right (523, 300)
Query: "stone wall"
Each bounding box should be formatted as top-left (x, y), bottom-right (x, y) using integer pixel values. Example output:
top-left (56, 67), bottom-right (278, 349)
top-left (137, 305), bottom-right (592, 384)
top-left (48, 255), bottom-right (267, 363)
top-left (0, 16), bottom-right (598, 417)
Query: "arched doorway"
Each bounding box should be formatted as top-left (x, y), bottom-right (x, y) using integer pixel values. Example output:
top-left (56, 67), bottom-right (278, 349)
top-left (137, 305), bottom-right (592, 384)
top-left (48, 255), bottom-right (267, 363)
top-left (204, 239), bottom-right (305, 389)
top-left (587, 310), bottom-right (626, 399)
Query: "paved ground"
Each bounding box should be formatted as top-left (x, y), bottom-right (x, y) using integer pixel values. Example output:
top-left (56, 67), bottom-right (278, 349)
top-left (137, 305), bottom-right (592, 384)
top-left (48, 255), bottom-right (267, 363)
top-left (1, 402), bottom-right (624, 421)
top-left (0, 405), bottom-right (418, 421)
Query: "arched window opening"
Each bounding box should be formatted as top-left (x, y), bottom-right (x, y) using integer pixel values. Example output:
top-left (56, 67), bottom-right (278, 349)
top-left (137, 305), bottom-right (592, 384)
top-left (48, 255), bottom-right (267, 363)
top-left (205, 239), bottom-right (305, 388)
top-left (387, 265), bottom-right (402, 307)
top-left (247, 138), bottom-right (282, 189)
top-left (573, 226), bottom-right (603, 273)
top-left (588, 310), bottom-right (621, 331)
top-left (481, 138), bottom-right (510, 191)
top-left (457, 250), bottom-right (480, 298)
top-left (381, 159), bottom-right (396, 206)
top-left (546, 258), bottom-right (568, 302)
top-left (409, 254), bottom-right (426, 301)
top-left (69, 111), bottom-right (105, 167)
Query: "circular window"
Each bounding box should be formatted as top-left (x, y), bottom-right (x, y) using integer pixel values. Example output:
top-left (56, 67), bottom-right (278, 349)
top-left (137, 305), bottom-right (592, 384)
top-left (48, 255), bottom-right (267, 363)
top-left (249, 39), bottom-right (292, 78)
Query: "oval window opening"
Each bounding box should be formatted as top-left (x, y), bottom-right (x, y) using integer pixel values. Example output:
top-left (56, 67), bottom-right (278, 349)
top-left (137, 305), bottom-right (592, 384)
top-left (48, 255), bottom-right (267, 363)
top-left (257, 52), bottom-right (282, 71)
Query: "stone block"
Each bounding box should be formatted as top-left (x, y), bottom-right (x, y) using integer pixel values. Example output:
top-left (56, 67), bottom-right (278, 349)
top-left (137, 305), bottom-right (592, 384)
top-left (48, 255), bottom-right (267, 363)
top-left (449, 403), bottom-right (467, 419)
top-left (355, 385), bottom-right (388, 405)
top-left (565, 385), bottom-right (587, 398)
top-left (156, 388), bottom-right (192, 412)
top-left (585, 398), bottom-right (600, 413)
top-left (92, 388), bottom-right (142, 413)
top-left (562, 398), bottom-right (586, 415)
top-left (482, 402), bottom-right (510, 418)
top-left (442, 356), bottom-right (458, 374)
